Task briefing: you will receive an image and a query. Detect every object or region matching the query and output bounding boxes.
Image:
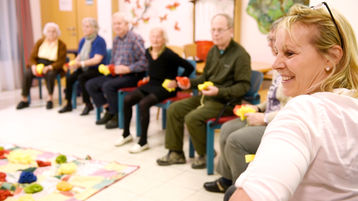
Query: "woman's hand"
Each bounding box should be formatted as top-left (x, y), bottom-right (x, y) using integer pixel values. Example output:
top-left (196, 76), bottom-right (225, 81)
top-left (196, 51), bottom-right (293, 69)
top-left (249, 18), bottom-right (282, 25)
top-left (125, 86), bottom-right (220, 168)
top-left (166, 80), bottom-right (178, 89)
top-left (42, 65), bottom-right (53, 74)
top-left (177, 77), bottom-right (191, 90)
top-left (245, 113), bottom-right (266, 126)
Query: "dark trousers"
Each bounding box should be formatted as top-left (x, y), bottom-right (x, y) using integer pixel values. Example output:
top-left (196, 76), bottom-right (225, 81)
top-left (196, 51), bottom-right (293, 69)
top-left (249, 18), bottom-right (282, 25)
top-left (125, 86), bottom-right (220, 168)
top-left (123, 90), bottom-right (159, 141)
top-left (86, 73), bottom-right (144, 115)
top-left (21, 68), bottom-right (60, 97)
top-left (64, 68), bottom-right (100, 105)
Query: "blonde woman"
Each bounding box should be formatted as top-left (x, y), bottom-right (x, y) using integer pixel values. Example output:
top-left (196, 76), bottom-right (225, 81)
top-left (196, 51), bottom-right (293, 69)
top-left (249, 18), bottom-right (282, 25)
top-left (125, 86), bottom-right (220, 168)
top-left (230, 3), bottom-right (358, 201)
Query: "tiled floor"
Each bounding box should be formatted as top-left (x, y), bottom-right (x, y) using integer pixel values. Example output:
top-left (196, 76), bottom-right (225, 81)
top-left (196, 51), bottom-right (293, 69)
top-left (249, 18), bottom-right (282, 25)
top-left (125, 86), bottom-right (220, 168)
top-left (0, 86), bottom-right (224, 201)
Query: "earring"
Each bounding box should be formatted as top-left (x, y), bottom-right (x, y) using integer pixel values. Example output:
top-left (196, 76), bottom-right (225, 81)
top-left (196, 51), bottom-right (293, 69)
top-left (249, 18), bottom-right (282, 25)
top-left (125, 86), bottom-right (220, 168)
top-left (325, 67), bottom-right (331, 72)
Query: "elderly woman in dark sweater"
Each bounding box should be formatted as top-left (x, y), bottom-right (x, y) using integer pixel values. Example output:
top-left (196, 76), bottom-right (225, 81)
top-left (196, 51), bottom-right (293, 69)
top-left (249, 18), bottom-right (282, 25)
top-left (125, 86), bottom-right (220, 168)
top-left (115, 27), bottom-right (194, 153)
top-left (16, 22), bottom-right (67, 110)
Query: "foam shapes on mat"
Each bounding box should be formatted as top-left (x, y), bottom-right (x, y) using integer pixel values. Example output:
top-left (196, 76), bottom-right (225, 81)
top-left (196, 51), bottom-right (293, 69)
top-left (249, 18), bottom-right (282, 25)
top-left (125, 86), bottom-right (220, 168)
top-left (7, 150), bottom-right (33, 165)
top-left (55, 154), bottom-right (67, 164)
top-left (18, 172), bottom-right (37, 184)
top-left (36, 160), bottom-right (51, 167)
top-left (57, 163), bottom-right (77, 175)
top-left (17, 195), bottom-right (35, 201)
top-left (56, 181), bottom-right (73, 191)
top-left (23, 184), bottom-right (43, 194)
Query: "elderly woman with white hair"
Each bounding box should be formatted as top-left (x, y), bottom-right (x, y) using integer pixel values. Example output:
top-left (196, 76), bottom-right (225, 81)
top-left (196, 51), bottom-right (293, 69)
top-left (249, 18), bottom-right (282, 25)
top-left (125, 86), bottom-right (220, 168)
top-left (16, 22), bottom-right (67, 110)
top-left (115, 27), bottom-right (194, 153)
top-left (59, 17), bottom-right (107, 115)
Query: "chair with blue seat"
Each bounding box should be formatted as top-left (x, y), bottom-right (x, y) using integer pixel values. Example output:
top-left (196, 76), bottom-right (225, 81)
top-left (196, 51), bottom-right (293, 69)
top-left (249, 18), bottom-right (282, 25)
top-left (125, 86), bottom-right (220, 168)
top-left (28, 74), bottom-right (63, 106)
top-left (189, 70), bottom-right (264, 175)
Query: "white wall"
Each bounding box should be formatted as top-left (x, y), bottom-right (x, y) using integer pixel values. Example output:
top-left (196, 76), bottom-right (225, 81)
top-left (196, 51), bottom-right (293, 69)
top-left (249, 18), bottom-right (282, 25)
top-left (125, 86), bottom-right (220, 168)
top-left (240, 0), bottom-right (358, 64)
top-left (97, 0), bottom-right (113, 49)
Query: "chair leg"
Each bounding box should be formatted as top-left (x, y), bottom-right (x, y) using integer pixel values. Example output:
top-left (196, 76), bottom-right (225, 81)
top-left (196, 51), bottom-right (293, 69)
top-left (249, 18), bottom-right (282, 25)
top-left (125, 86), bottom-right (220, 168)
top-left (206, 121), bottom-right (215, 175)
top-left (118, 91), bottom-right (126, 129)
top-left (189, 137), bottom-right (195, 158)
top-left (96, 106), bottom-right (102, 121)
top-left (38, 78), bottom-right (43, 99)
top-left (72, 81), bottom-right (78, 109)
top-left (135, 104), bottom-right (141, 137)
top-left (57, 75), bottom-right (62, 106)
top-left (161, 108), bottom-right (166, 130)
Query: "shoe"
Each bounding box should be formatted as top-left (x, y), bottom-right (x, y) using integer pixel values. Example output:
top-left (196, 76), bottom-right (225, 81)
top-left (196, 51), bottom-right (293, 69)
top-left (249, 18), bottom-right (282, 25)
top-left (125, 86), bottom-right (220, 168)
top-left (156, 151), bottom-right (186, 166)
top-left (114, 135), bottom-right (133, 147)
top-left (191, 155), bottom-right (206, 169)
top-left (46, 101), bottom-right (53, 109)
top-left (16, 101), bottom-right (29, 110)
top-left (203, 178), bottom-right (231, 193)
top-left (80, 104), bottom-right (93, 116)
top-left (96, 112), bottom-right (113, 125)
top-left (129, 143), bottom-right (149, 154)
top-left (105, 114), bottom-right (118, 129)
top-left (58, 104), bottom-right (72, 113)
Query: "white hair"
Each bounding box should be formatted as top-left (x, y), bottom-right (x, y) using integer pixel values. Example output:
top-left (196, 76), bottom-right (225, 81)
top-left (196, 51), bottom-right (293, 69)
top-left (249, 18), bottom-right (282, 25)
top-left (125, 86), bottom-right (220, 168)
top-left (82, 17), bottom-right (99, 33)
top-left (150, 27), bottom-right (168, 43)
top-left (43, 22), bottom-right (61, 36)
top-left (112, 12), bottom-right (132, 29)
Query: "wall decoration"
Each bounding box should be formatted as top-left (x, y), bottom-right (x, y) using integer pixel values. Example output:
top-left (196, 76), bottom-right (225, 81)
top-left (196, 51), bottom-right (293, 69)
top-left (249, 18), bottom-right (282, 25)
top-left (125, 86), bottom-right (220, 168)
top-left (246, 0), bottom-right (310, 34)
top-left (120, 0), bottom-right (193, 46)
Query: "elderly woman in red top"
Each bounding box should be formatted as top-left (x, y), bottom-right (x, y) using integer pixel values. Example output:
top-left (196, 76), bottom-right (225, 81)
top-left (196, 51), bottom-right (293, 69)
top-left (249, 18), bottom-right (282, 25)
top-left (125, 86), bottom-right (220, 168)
top-left (16, 22), bottom-right (67, 110)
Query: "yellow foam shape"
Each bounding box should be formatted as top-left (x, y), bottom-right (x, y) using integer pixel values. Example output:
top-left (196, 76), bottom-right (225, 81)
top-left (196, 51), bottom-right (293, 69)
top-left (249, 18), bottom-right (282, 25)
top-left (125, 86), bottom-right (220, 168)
top-left (98, 64), bottom-right (110, 76)
top-left (69, 60), bottom-right (76, 66)
top-left (57, 181), bottom-right (73, 191)
top-left (17, 195), bottom-right (36, 201)
top-left (245, 154), bottom-right (255, 163)
top-left (57, 163), bottom-right (77, 175)
top-left (234, 105), bottom-right (256, 121)
top-left (7, 150), bottom-right (34, 164)
top-left (162, 79), bottom-right (175, 92)
top-left (36, 64), bottom-right (45, 75)
top-left (198, 81), bottom-right (214, 91)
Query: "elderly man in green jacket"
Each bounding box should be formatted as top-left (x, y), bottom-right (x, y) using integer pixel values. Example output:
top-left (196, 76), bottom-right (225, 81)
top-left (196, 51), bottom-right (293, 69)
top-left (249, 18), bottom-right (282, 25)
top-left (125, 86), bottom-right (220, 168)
top-left (157, 13), bottom-right (251, 169)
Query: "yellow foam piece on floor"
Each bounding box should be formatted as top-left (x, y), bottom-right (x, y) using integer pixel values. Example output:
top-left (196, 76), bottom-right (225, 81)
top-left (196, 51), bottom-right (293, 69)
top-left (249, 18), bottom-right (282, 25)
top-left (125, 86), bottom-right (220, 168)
top-left (245, 154), bottom-right (255, 163)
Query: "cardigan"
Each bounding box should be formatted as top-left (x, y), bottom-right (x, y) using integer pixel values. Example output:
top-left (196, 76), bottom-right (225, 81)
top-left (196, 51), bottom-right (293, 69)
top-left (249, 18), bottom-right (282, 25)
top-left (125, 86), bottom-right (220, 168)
top-left (28, 37), bottom-right (67, 71)
top-left (139, 47), bottom-right (194, 101)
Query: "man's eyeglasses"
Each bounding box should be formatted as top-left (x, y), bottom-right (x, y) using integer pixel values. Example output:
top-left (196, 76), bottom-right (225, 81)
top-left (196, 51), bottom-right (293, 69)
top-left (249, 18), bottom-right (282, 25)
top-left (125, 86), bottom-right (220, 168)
top-left (211, 28), bottom-right (230, 34)
top-left (311, 2), bottom-right (344, 49)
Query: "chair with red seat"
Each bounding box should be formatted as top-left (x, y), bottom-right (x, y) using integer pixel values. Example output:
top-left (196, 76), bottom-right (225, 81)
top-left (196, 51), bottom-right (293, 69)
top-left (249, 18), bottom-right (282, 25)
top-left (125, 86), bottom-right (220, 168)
top-left (189, 70), bottom-right (264, 175)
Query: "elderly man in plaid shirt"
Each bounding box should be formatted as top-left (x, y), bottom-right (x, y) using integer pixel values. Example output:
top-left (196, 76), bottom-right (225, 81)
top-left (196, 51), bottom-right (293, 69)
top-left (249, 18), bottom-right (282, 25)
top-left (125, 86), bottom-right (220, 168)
top-left (86, 12), bottom-right (148, 129)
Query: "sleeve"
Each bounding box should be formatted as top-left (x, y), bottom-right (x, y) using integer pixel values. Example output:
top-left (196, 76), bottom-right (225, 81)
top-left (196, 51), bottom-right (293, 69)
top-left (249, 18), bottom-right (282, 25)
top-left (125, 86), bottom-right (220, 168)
top-left (51, 40), bottom-right (67, 71)
top-left (171, 51), bottom-right (194, 77)
top-left (216, 50), bottom-right (251, 100)
top-left (235, 96), bottom-right (322, 201)
top-left (128, 35), bottom-right (148, 73)
top-left (91, 37), bottom-right (107, 57)
top-left (189, 48), bottom-right (213, 88)
top-left (28, 38), bottom-right (44, 67)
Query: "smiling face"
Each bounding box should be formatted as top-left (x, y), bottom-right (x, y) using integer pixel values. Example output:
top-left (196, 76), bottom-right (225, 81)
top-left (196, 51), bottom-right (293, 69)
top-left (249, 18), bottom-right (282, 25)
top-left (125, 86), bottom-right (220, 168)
top-left (273, 23), bottom-right (330, 97)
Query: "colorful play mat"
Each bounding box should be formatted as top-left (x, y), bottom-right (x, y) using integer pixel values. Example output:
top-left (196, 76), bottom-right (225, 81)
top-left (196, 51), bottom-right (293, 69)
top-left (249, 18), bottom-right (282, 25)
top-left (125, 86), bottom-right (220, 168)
top-left (0, 144), bottom-right (139, 201)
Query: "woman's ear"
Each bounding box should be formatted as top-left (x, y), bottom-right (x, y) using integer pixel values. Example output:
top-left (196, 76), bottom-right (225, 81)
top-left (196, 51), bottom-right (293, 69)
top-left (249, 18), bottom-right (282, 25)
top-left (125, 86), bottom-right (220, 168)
top-left (327, 45), bottom-right (343, 66)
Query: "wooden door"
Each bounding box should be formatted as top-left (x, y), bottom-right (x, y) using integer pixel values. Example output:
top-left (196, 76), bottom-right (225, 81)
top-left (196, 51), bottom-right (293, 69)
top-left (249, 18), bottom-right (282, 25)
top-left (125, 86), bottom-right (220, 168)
top-left (40, 0), bottom-right (98, 50)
